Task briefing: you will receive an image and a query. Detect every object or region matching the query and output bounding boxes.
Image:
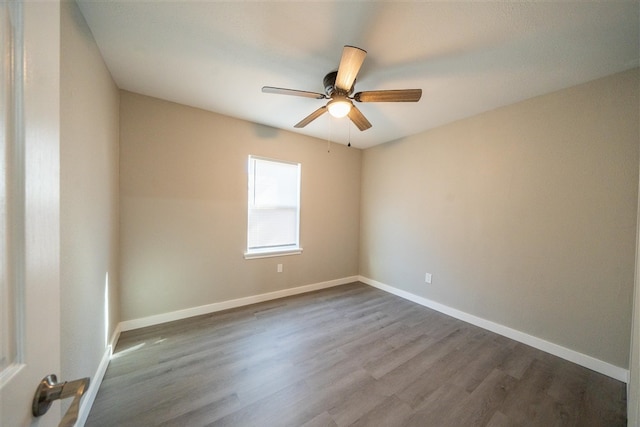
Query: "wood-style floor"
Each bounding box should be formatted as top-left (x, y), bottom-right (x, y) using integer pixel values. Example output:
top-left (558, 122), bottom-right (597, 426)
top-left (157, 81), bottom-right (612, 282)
top-left (86, 282), bottom-right (626, 426)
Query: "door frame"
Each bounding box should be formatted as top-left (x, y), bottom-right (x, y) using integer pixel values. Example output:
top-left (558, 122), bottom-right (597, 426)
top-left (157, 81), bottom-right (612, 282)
top-left (1, 1), bottom-right (62, 425)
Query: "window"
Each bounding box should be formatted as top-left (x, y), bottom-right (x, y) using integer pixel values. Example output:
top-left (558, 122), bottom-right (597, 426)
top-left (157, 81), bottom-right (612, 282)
top-left (245, 156), bottom-right (302, 259)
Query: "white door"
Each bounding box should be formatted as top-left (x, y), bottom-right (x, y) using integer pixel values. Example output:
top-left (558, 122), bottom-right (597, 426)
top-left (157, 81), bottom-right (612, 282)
top-left (1, 1), bottom-right (62, 426)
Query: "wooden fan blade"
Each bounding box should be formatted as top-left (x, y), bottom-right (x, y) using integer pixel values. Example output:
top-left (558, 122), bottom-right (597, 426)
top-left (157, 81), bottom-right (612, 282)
top-left (354, 89), bottom-right (422, 103)
top-left (262, 86), bottom-right (326, 99)
top-left (348, 105), bottom-right (372, 131)
top-left (335, 46), bottom-right (367, 93)
top-left (294, 106), bottom-right (328, 128)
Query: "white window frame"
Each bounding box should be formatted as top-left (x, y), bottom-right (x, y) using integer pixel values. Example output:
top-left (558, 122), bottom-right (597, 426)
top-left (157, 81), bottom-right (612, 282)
top-left (244, 155), bottom-right (302, 259)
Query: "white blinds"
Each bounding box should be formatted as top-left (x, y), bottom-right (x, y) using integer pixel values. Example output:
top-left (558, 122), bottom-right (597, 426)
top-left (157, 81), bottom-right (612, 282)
top-left (247, 156), bottom-right (300, 251)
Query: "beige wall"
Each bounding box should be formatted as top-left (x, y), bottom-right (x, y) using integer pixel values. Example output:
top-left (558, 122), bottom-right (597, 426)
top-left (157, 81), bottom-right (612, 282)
top-left (119, 92), bottom-right (361, 320)
top-left (629, 153), bottom-right (640, 423)
top-left (360, 69), bottom-right (639, 368)
top-left (60, 0), bottom-right (120, 386)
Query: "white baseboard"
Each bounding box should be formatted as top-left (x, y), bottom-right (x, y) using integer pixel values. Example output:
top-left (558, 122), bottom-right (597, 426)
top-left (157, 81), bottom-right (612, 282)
top-left (120, 276), bottom-right (359, 332)
top-left (359, 275), bottom-right (629, 383)
top-left (76, 324), bottom-right (121, 427)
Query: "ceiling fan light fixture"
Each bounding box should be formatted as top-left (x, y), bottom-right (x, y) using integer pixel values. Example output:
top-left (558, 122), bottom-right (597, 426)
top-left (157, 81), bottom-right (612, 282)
top-left (327, 98), bottom-right (352, 118)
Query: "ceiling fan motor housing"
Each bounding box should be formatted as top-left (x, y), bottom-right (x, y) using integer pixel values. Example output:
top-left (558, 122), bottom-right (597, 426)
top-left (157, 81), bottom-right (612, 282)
top-left (324, 71), bottom-right (354, 97)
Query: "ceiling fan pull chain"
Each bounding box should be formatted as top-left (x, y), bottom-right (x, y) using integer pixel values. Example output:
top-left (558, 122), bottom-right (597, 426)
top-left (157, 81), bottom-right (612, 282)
top-left (348, 121), bottom-right (351, 147)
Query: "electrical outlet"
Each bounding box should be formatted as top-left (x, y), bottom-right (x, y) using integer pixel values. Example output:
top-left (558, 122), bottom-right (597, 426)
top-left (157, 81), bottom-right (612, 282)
top-left (277, 264), bottom-right (283, 273)
top-left (425, 273), bottom-right (432, 284)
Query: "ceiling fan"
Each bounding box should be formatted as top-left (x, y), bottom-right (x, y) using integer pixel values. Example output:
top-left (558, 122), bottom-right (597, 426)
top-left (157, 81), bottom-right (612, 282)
top-left (262, 45), bottom-right (422, 131)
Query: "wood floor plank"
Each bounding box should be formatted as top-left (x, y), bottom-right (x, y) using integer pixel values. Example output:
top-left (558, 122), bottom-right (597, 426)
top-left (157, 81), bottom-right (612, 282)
top-left (496, 342), bottom-right (539, 380)
top-left (349, 395), bottom-right (414, 427)
top-left (498, 357), bottom-right (576, 426)
top-left (575, 370), bottom-right (627, 427)
top-left (208, 379), bottom-right (312, 427)
top-left (448, 336), bottom-right (512, 393)
top-left (86, 282), bottom-right (626, 426)
top-left (443, 368), bottom-right (518, 427)
top-left (300, 411), bottom-right (338, 427)
top-left (362, 333), bottom-right (434, 379)
top-left (395, 330), bottom-right (495, 409)
top-left (404, 382), bottom-right (470, 426)
top-left (156, 392), bottom-right (240, 427)
top-left (485, 410), bottom-right (516, 427)
top-left (327, 381), bottom-right (389, 427)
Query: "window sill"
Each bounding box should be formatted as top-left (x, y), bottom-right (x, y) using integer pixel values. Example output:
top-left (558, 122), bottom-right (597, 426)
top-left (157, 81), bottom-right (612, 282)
top-left (244, 247), bottom-right (303, 260)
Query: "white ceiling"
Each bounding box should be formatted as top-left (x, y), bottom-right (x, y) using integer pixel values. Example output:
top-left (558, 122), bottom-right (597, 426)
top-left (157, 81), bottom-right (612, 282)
top-left (77, 1), bottom-right (639, 149)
